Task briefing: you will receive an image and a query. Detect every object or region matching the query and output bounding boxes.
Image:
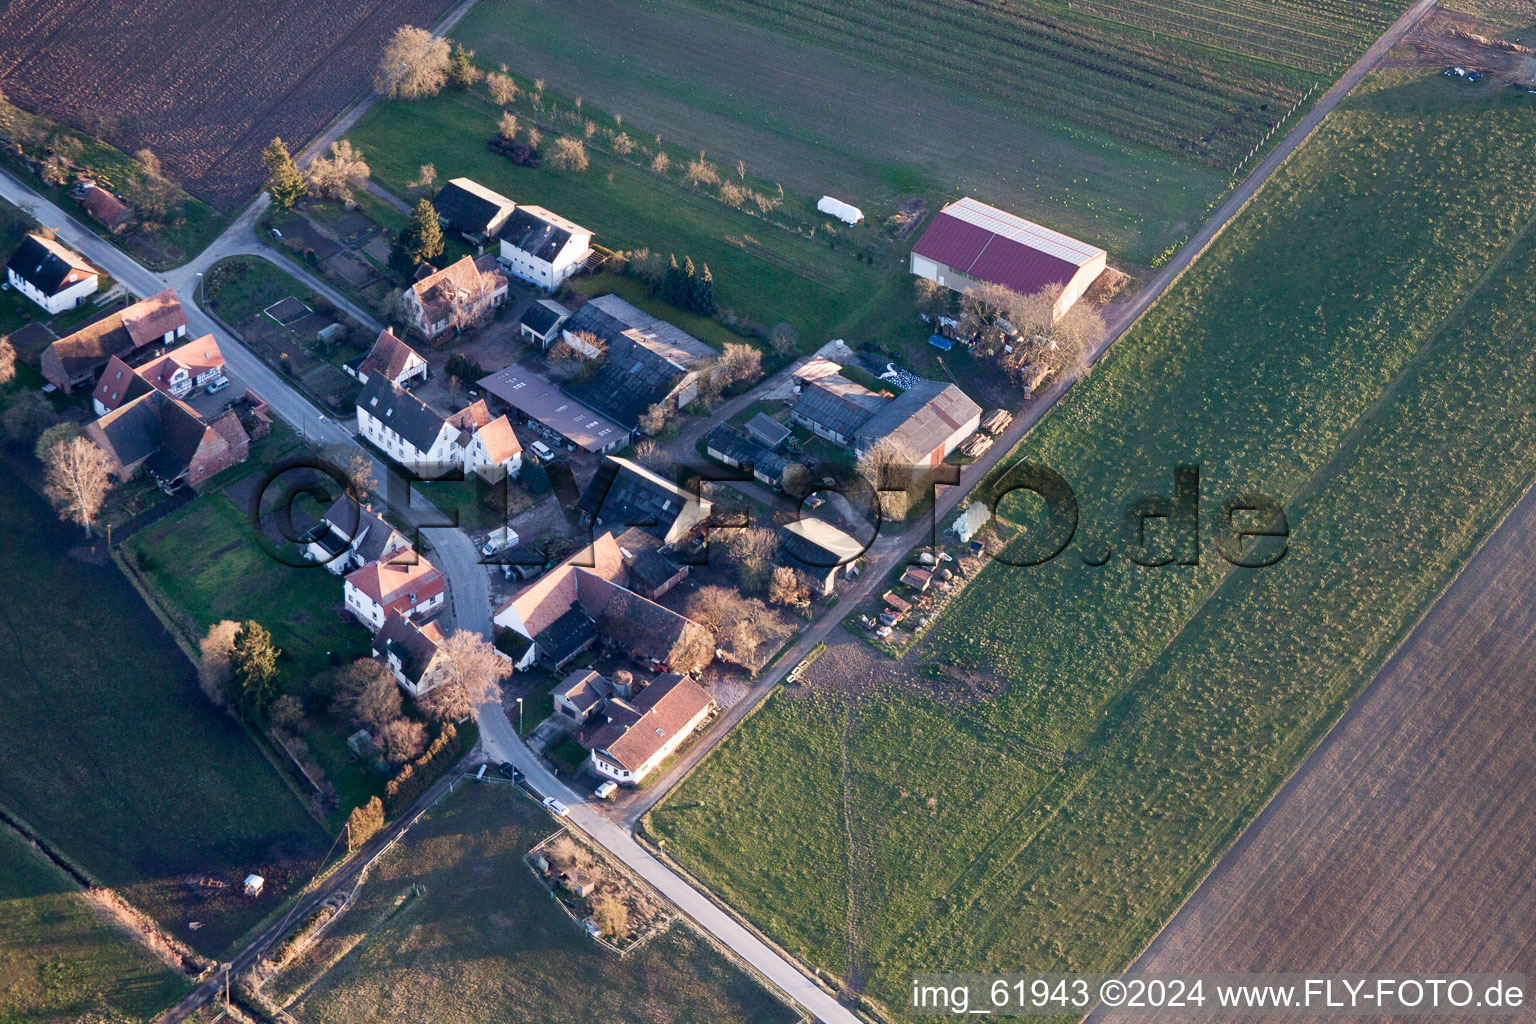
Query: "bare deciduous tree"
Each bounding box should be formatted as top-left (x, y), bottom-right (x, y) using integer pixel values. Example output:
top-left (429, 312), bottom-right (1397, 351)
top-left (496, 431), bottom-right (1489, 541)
top-left (378, 718), bottom-right (427, 763)
top-left (198, 620), bottom-right (242, 708)
top-left (486, 71), bottom-right (518, 106)
top-left (685, 154), bottom-right (720, 187)
top-left (305, 140), bottom-right (371, 203)
top-left (330, 658), bottom-right (402, 734)
top-left (726, 525), bottom-right (778, 592)
top-left (769, 565), bottom-right (810, 607)
top-left (324, 444), bottom-right (377, 501)
top-left (44, 435), bottom-right (112, 534)
top-left (497, 111), bottom-right (519, 141)
top-left (375, 26), bottom-right (451, 99)
top-left (428, 630), bottom-right (511, 719)
top-left (612, 132), bottom-right (635, 156)
top-left (592, 896), bottom-right (629, 940)
top-left (0, 336), bottom-right (15, 385)
top-left (638, 401), bottom-right (673, 436)
top-left (548, 137), bottom-right (589, 173)
top-left (651, 151), bottom-right (670, 174)
top-left (717, 343), bottom-right (762, 386)
top-left (409, 162), bottom-right (437, 192)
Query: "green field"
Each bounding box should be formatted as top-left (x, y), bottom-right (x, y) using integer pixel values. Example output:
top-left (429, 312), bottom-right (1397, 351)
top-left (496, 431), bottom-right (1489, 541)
top-left (449, 0), bottom-right (1221, 262)
top-left (0, 459), bottom-right (330, 958)
top-left (0, 826), bottom-right (188, 1024)
top-left (649, 72), bottom-right (1536, 1016)
top-left (348, 84), bottom-right (904, 350)
top-left (274, 781), bottom-right (800, 1024)
top-left (677, 0), bottom-right (1407, 169)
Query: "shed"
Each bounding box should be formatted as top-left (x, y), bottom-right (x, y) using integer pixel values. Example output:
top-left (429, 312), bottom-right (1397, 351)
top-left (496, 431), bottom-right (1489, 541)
top-left (745, 412), bottom-right (791, 450)
top-left (244, 874), bottom-right (265, 896)
top-left (900, 567), bottom-right (932, 591)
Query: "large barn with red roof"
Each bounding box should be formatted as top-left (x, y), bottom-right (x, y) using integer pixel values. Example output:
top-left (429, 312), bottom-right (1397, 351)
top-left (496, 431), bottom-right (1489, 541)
top-left (910, 197), bottom-right (1106, 320)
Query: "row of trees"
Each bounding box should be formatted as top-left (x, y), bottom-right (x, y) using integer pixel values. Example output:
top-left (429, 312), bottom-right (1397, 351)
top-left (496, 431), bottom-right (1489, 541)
top-left (374, 28), bottom-right (481, 100)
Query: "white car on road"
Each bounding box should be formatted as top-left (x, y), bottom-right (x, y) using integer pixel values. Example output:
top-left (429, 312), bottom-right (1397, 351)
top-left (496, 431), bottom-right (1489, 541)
top-left (542, 796), bottom-right (568, 817)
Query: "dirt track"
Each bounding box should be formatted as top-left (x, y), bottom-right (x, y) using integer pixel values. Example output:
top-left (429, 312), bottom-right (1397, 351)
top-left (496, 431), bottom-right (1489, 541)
top-left (1095, 477), bottom-right (1536, 1021)
top-left (0, 0), bottom-right (458, 211)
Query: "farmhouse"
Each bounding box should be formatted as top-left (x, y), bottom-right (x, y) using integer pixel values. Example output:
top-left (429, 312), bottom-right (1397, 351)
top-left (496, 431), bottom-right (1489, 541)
top-left (854, 380), bottom-right (981, 468)
top-left (497, 205), bottom-right (593, 290)
top-left (403, 255), bottom-right (508, 339)
top-left (301, 494), bottom-right (411, 575)
top-left (85, 390), bottom-right (249, 490)
top-left (42, 288), bottom-right (188, 392)
top-left (561, 294), bottom-right (716, 431)
top-left (584, 673), bottom-right (716, 785)
top-left (579, 456), bottom-right (712, 545)
top-left (910, 197), bottom-right (1106, 320)
top-left (431, 178), bottom-right (516, 243)
top-left (518, 299), bottom-right (572, 348)
top-left (704, 424), bottom-right (791, 490)
top-left (92, 335), bottom-right (225, 415)
top-left (780, 517), bottom-right (865, 596)
top-left (373, 611), bottom-right (450, 697)
top-left (344, 328), bottom-right (427, 387)
top-left (6, 233), bottom-right (97, 314)
top-left (493, 532), bottom-right (712, 674)
top-left (344, 553), bottom-right (445, 631)
top-left (477, 365), bottom-right (629, 453)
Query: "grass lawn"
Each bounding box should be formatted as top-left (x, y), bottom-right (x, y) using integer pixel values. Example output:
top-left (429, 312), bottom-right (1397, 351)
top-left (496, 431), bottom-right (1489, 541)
top-left (451, 0), bottom-right (1222, 263)
top-left (274, 781), bottom-right (800, 1024)
top-left (0, 826), bottom-right (188, 1024)
top-left (0, 457), bottom-right (330, 958)
top-left (650, 72), bottom-right (1536, 1016)
top-left (125, 492), bottom-right (373, 680)
top-left (204, 254), bottom-right (322, 324)
top-left (348, 86), bottom-right (901, 352)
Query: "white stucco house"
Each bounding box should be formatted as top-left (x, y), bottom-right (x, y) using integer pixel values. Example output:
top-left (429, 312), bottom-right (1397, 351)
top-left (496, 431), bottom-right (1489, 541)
top-left (6, 234), bottom-right (98, 314)
top-left (497, 205), bottom-right (592, 290)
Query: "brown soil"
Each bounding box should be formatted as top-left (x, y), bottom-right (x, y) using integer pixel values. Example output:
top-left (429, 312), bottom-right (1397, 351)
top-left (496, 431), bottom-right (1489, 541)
top-left (1389, 8), bottom-right (1536, 82)
top-left (0, 0), bottom-right (460, 212)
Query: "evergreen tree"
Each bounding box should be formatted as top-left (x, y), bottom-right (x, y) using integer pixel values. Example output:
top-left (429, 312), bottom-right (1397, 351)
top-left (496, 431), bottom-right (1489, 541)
top-left (262, 138), bottom-right (305, 210)
top-left (692, 263), bottom-right (717, 316)
top-left (230, 621), bottom-right (280, 719)
top-left (661, 254), bottom-right (687, 308)
top-left (446, 43), bottom-right (478, 90)
top-left (392, 198), bottom-right (444, 278)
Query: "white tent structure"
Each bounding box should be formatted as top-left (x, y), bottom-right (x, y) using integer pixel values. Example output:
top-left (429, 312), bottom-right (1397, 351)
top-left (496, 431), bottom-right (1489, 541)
top-left (818, 196), bottom-right (863, 226)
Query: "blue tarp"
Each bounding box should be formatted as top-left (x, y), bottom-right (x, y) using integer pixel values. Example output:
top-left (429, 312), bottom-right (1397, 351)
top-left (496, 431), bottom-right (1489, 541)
top-left (927, 333), bottom-right (953, 351)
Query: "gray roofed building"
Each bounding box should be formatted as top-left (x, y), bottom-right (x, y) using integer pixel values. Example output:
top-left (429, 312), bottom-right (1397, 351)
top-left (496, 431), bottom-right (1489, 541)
top-left (477, 365), bottom-right (629, 452)
top-left (579, 456), bottom-right (712, 545)
top-left (373, 612), bottom-right (448, 696)
top-left (357, 373), bottom-right (449, 453)
top-left (745, 413), bottom-right (791, 449)
top-left (791, 374), bottom-right (886, 445)
top-left (704, 425), bottom-right (790, 489)
top-left (853, 379), bottom-right (982, 466)
top-left (535, 604), bottom-right (598, 671)
top-left (612, 527), bottom-right (688, 599)
top-left (499, 206), bottom-right (575, 262)
top-left (562, 295), bottom-right (716, 430)
top-left (519, 299), bottom-right (571, 348)
top-left (432, 178), bottom-right (516, 241)
top-left (552, 668), bottom-right (613, 725)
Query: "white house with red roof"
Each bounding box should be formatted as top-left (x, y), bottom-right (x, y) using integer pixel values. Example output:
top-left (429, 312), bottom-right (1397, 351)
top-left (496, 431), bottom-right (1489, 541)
top-left (910, 197), bottom-right (1106, 320)
top-left (584, 673), bottom-right (716, 785)
top-left (343, 552), bottom-right (445, 631)
top-left (344, 328), bottom-right (427, 388)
